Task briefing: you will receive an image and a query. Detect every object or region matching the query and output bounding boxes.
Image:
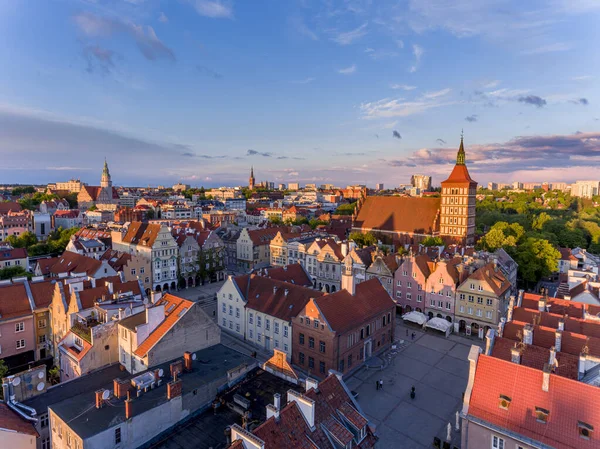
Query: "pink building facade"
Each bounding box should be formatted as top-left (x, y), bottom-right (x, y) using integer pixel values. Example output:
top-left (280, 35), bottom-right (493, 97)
top-left (0, 284), bottom-right (35, 371)
top-left (424, 259), bottom-right (461, 322)
top-left (393, 255), bottom-right (432, 314)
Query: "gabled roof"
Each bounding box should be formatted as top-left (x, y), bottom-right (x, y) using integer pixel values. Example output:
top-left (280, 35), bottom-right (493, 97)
top-left (44, 251), bottom-right (103, 277)
top-left (0, 247), bottom-right (27, 261)
top-left (246, 227), bottom-right (288, 246)
top-left (122, 222), bottom-right (163, 247)
top-left (0, 284), bottom-right (33, 320)
top-left (468, 354), bottom-right (599, 449)
top-left (242, 275), bottom-right (323, 322)
top-left (259, 264), bottom-right (312, 287)
top-left (0, 201), bottom-right (22, 214)
top-left (79, 185), bottom-right (119, 200)
top-left (133, 294), bottom-right (194, 358)
top-left (353, 196), bottom-right (441, 235)
top-left (464, 262), bottom-right (510, 296)
top-left (312, 278), bottom-right (395, 334)
top-left (100, 249), bottom-right (132, 272)
top-left (29, 279), bottom-right (56, 309)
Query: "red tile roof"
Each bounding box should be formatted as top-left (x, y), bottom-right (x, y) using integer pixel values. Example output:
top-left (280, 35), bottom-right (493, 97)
top-left (468, 354), bottom-right (599, 449)
top-left (0, 201), bottom-right (22, 214)
top-left (0, 284), bottom-right (32, 320)
top-left (133, 294), bottom-right (194, 357)
top-left (100, 249), bottom-right (132, 272)
top-left (467, 262), bottom-right (510, 296)
top-left (240, 275), bottom-right (323, 322)
top-left (43, 251), bottom-right (103, 277)
top-left (0, 403), bottom-right (38, 436)
top-left (260, 264), bottom-right (312, 287)
top-left (122, 222), bottom-right (163, 247)
top-left (313, 278), bottom-right (395, 334)
top-left (0, 247), bottom-right (27, 261)
top-left (353, 196), bottom-right (441, 235)
top-left (29, 279), bottom-right (56, 309)
top-left (247, 227), bottom-right (289, 246)
top-left (80, 185), bottom-right (119, 201)
top-left (441, 163), bottom-right (476, 185)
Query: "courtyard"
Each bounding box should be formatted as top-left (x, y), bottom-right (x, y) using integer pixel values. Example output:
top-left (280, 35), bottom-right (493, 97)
top-left (346, 321), bottom-right (484, 449)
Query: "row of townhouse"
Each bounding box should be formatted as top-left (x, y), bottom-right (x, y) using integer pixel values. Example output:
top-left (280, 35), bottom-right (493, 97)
top-left (217, 264), bottom-right (396, 378)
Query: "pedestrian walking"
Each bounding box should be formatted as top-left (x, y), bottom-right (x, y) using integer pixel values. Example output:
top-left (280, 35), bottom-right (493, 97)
top-left (410, 386), bottom-right (416, 399)
top-left (411, 332), bottom-right (415, 340)
top-left (379, 379), bottom-right (384, 390)
top-left (375, 380), bottom-right (379, 390)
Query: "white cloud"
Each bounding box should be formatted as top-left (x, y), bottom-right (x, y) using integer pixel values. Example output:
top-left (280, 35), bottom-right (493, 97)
top-left (331, 23), bottom-right (368, 45)
top-left (396, 39), bottom-right (404, 48)
top-left (521, 42), bottom-right (571, 55)
top-left (482, 80), bottom-right (500, 88)
top-left (410, 44), bottom-right (424, 72)
top-left (158, 12), bottom-right (169, 23)
top-left (338, 64), bottom-right (357, 75)
top-left (190, 1), bottom-right (233, 19)
top-left (292, 77), bottom-right (316, 84)
top-left (423, 88), bottom-right (451, 99)
top-left (390, 84), bottom-right (417, 91)
top-left (291, 16), bottom-right (318, 40)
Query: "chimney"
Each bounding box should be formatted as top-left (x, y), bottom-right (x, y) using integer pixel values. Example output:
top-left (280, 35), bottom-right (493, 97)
top-left (523, 324), bottom-right (533, 345)
top-left (558, 318), bottom-right (565, 331)
top-left (167, 373), bottom-right (182, 400)
top-left (287, 390), bottom-right (315, 430)
top-left (125, 391), bottom-right (133, 419)
top-left (273, 286), bottom-right (277, 294)
top-left (511, 347), bottom-right (521, 364)
top-left (274, 393), bottom-right (281, 410)
top-left (517, 289), bottom-right (524, 307)
top-left (341, 242), bottom-right (348, 257)
top-left (538, 296), bottom-right (546, 312)
top-left (266, 393), bottom-right (281, 421)
top-left (95, 390), bottom-right (105, 409)
top-left (170, 360), bottom-right (184, 379)
top-left (542, 363), bottom-right (551, 392)
top-left (305, 377), bottom-right (319, 393)
top-left (579, 352), bottom-right (588, 380)
top-left (497, 317), bottom-right (506, 338)
top-left (548, 346), bottom-right (557, 368)
top-left (107, 281), bottom-right (114, 295)
top-left (113, 378), bottom-right (130, 399)
top-left (555, 329), bottom-right (562, 352)
top-left (184, 352), bottom-right (193, 371)
top-left (284, 289), bottom-right (289, 296)
top-left (484, 328), bottom-right (495, 356)
top-left (507, 296), bottom-right (515, 322)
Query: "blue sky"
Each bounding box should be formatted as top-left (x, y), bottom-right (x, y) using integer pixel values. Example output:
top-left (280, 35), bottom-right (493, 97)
top-left (1, 0), bottom-right (599, 188)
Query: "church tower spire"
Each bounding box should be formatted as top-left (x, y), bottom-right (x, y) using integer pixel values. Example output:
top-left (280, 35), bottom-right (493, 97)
top-left (249, 166), bottom-right (255, 190)
top-left (457, 130), bottom-right (466, 165)
top-left (101, 158), bottom-right (112, 188)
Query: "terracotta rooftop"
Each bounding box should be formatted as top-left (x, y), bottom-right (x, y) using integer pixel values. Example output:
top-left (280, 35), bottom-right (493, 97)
top-left (0, 283), bottom-right (32, 320)
top-left (122, 222), bottom-right (163, 247)
top-left (100, 249), bottom-right (132, 272)
top-left (29, 279), bottom-right (56, 309)
top-left (441, 163), bottom-right (476, 185)
top-left (468, 354), bottom-right (599, 449)
top-left (80, 185), bottom-right (119, 201)
top-left (239, 275), bottom-right (323, 322)
top-left (0, 201), bottom-right (22, 214)
top-left (0, 247), bottom-right (27, 261)
top-left (312, 278), bottom-right (395, 334)
top-left (259, 264), bottom-right (313, 287)
top-left (0, 403), bottom-right (38, 437)
top-left (133, 294), bottom-right (194, 357)
top-left (466, 262), bottom-right (510, 296)
top-left (353, 196), bottom-right (441, 235)
top-left (43, 251), bottom-right (103, 277)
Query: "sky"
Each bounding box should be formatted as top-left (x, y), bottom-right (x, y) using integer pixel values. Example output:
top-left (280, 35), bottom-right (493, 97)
top-left (1, 0), bottom-right (599, 188)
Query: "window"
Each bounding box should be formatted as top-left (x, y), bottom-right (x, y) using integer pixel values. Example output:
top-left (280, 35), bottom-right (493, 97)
top-left (299, 333), bottom-right (305, 345)
top-left (42, 438), bottom-right (50, 449)
top-left (446, 302), bottom-right (451, 310)
top-left (131, 268), bottom-right (136, 276)
top-left (430, 299), bottom-right (436, 307)
top-left (320, 361), bottom-right (325, 373)
top-left (417, 295), bottom-right (422, 302)
top-left (265, 319), bottom-right (270, 330)
top-left (257, 316), bottom-right (262, 327)
top-left (140, 267), bottom-right (145, 274)
top-left (308, 356), bottom-right (314, 368)
top-left (407, 282), bottom-right (412, 289)
top-left (236, 323), bottom-right (240, 333)
top-left (283, 326), bottom-right (289, 337)
top-left (257, 333), bottom-right (262, 342)
top-left (249, 313), bottom-right (253, 324)
top-left (486, 311), bottom-right (493, 319)
top-left (40, 413), bottom-right (48, 428)
top-left (309, 337), bottom-right (315, 348)
top-left (468, 307), bottom-right (473, 315)
top-left (487, 298), bottom-right (493, 306)
top-left (274, 322), bottom-right (279, 334)
top-left (535, 407), bottom-right (549, 423)
top-left (498, 395), bottom-right (511, 410)
top-left (299, 352), bottom-right (305, 364)
top-left (397, 280), bottom-right (402, 287)
top-left (578, 421), bottom-right (594, 440)
top-left (460, 305), bottom-right (465, 313)
top-left (274, 339), bottom-right (279, 348)
top-left (459, 293), bottom-right (465, 300)
top-left (306, 318), bottom-right (311, 326)
top-left (222, 318), bottom-right (227, 326)
top-left (229, 305), bottom-right (233, 316)
top-left (115, 427), bottom-right (122, 444)
top-left (477, 297), bottom-right (483, 304)
top-left (39, 335), bottom-right (47, 344)
top-left (229, 321), bottom-right (233, 329)
top-left (249, 329), bottom-right (253, 339)
top-left (406, 293), bottom-right (412, 300)
top-left (16, 339), bottom-right (25, 349)
top-left (38, 319), bottom-right (47, 328)
top-left (314, 319), bottom-right (319, 328)
top-left (468, 295), bottom-right (474, 302)
top-left (15, 322), bottom-right (24, 333)
top-left (438, 300), bottom-right (443, 308)
top-left (476, 309), bottom-right (483, 317)
top-left (396, 291), bottom-right (402, 298)
top-left (478, 285), bottom-right (483, 291)
top-left (491, 435), bottom-right (504, 449)
top-left (470, 283), bottom-right (475, 290)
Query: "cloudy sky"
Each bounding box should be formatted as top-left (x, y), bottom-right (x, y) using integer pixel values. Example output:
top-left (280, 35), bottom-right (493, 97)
top-left (1, 0), bottom-right (599, 188)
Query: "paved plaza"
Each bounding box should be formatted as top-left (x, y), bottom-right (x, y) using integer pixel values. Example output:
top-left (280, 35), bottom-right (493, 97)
top-left (347, 322), bottom-right (484, 449)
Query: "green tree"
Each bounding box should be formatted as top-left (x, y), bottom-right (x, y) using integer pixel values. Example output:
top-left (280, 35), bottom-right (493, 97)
top-left (6, 231), bottom-right (38, 249)
top-left (513, 237), bottom-right (560, 285)
top-left (421, 236), bottom-right (443, 247)
top-left (0, 266), bottom-right (30, 280)
top-left (349, 231), bottom-right (377, 248)
top-left (532, 212), bottom-right (552, 230)
top-left (334, 203), bottom-right (356, 215)
top-left (477, 222), bottom-right (524, 251)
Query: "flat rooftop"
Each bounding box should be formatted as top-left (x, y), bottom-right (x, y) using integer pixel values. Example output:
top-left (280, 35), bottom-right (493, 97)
top-left (149, 369), bottom-right (304, 449)
top-left (48, 345), bottom-right (254, 440)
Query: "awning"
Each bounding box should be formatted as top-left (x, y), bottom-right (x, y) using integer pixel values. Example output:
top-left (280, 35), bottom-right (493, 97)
top-left (401, 311), bottom-right (428, 325)
top-left (425, 317), bottom-right (452, 333)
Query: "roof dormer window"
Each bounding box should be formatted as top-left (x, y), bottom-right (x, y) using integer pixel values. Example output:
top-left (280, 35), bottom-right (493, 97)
top-left (579, 421), bottom-right (594, 440)
top-left (498, 395), bottom-right (511, 410)
top-left (535, 406), bottom-right (549, 423)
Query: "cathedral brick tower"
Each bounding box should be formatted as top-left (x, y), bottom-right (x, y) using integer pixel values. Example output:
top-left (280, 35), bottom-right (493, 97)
top-left (440, 135), bottom-right (477, 244)
top-left (249, 166), bottom-right (255, 190)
